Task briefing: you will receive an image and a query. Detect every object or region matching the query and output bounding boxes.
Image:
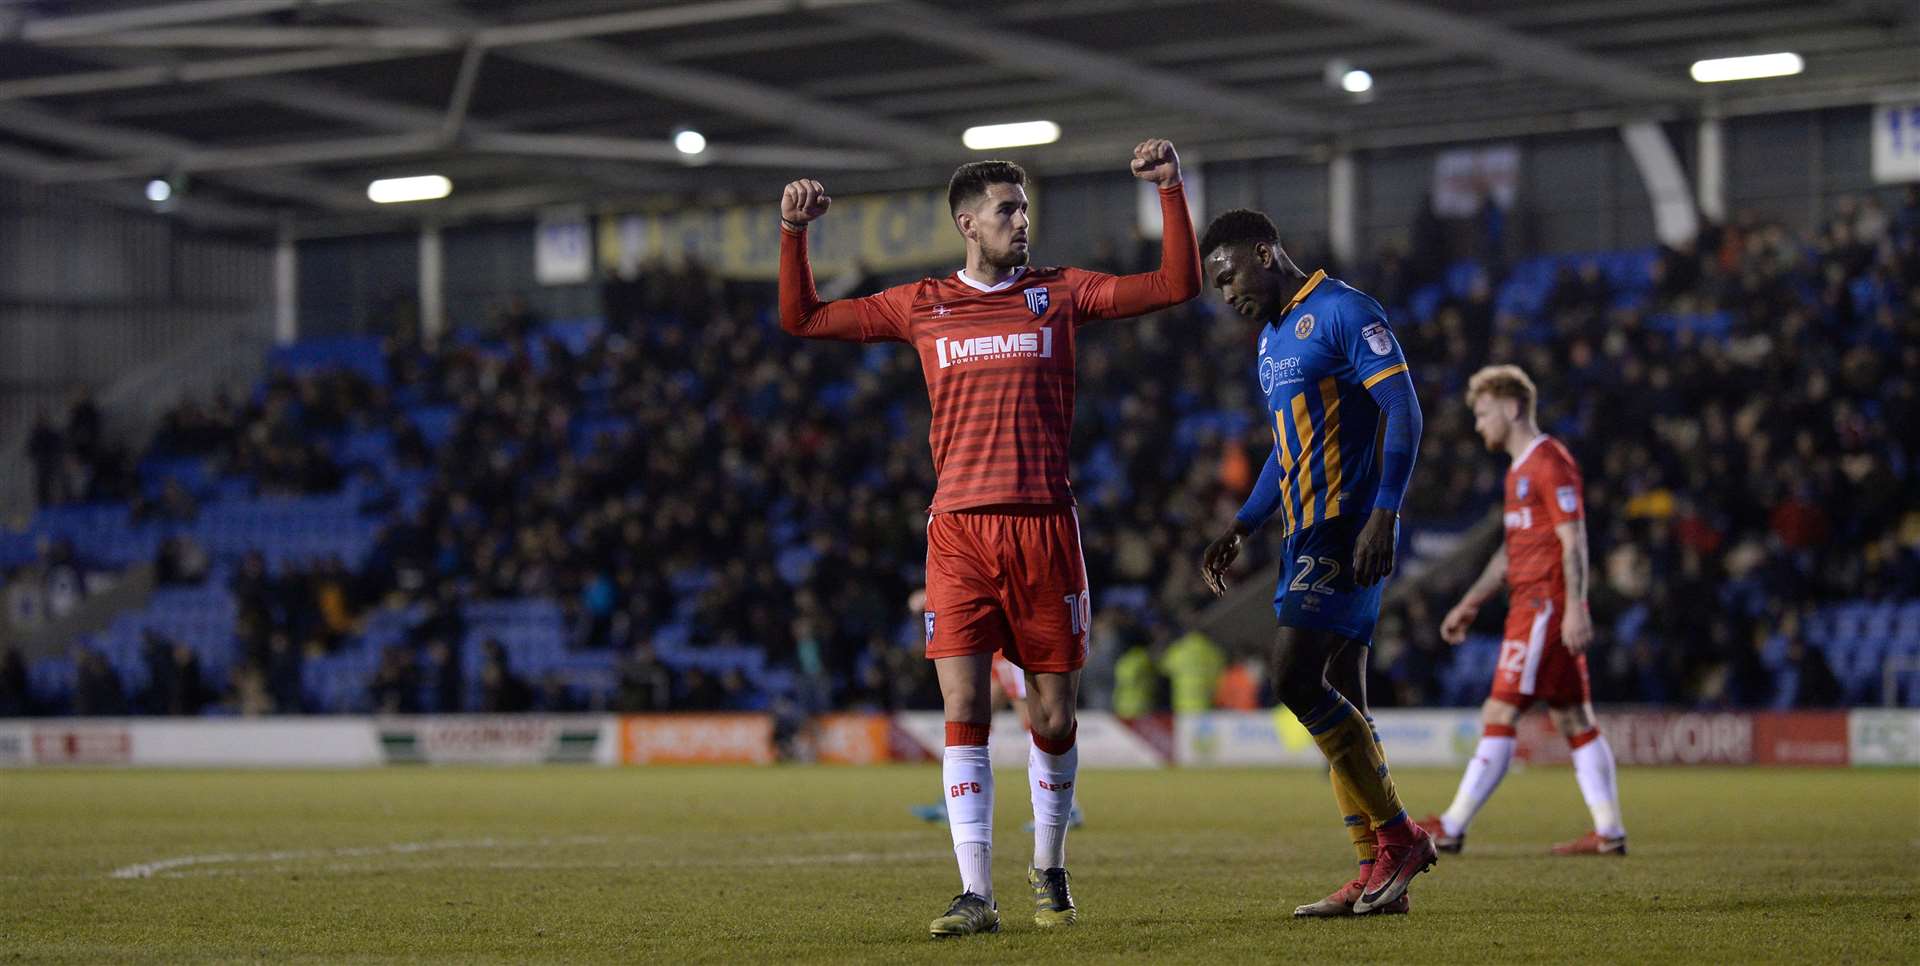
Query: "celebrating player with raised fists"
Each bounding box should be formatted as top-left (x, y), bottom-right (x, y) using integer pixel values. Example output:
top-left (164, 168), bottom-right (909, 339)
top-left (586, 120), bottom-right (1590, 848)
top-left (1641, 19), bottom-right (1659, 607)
top-left (776, 140), bottom-right (1199, 938)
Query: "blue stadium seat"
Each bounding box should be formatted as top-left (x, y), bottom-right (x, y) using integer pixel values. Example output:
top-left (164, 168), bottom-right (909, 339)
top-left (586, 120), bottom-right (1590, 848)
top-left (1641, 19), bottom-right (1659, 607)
top-left (1408, 283), bottom-right (1444, 324)
top-left (1845, 647), bottom-right (1888, 703)
top-left (570, 414), bottom-right (633, 453)
top-left (0, 532), bottom-right (36, 569)
top-left (547, 317), bottom-right (605, 356)
top-left (775, 545), bottom-right (818, 586)
top-left (1769, 669), bottom-right (1801, 710)
top-left (1444, 261), bottom-right (1485, 299)
top-left (752, 667), bottom-right (798, 698)
top-left (405, 405), bottom-right (460, 449)
top-left (1603, 249), bottom-right (1657, 292)
top-left (1101, 585), bottom-right (1152, 614)
top-left (1440, 635), bottom-right (1501, 706)
top-left (138, 456), bottom-right (215, 498)
top-left (1759, 632), bottom-right (1790, 670)
top-left (338, 429), bottom-right (393, 467)
top-left (28, 656), bottom-right (76, 700)
top-left (270, 335), bottom-right (388, 382)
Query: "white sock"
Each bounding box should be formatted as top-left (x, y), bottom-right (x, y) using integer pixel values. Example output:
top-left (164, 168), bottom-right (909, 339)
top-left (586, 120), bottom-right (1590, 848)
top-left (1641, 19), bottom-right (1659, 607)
top-left (1572, 734), bottom-right (1625, 838)
top-left (1028, 734), bottom-right (1078, 869)
top-left (1440, 733), bottom-right (1515, 836)
top-left (943, 743), bottom-right (994, 898)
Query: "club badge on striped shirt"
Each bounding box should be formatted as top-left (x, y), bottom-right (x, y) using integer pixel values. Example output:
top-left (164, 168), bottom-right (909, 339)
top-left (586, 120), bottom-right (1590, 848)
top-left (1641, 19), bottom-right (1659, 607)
top-left (1025, 287), bottom-right (1050, 315)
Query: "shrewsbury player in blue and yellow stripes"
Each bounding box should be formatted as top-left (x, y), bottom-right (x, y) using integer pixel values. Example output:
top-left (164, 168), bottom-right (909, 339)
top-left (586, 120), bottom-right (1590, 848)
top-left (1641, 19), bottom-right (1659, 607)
top-left (1197, 209), bottom-right (1436, 918)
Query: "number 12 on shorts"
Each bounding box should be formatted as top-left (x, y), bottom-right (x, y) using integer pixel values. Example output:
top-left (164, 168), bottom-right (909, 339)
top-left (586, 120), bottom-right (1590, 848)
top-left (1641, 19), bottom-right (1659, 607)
top-left (1498, 639), bottom-right (1527, 674)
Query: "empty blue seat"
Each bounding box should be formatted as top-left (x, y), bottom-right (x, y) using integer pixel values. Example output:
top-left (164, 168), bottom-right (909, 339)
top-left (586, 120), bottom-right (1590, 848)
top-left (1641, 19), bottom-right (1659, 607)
top-left (1408, 283), bottom-right (1444, 324)
top-left (546, 317), bottom-right (605, 356)
top-left (405, 405), bottom-right (460, 449)
top-left (1444, 261), bottom-right (1485, 299)
top-left (269, 335), bottom-right (388, 382)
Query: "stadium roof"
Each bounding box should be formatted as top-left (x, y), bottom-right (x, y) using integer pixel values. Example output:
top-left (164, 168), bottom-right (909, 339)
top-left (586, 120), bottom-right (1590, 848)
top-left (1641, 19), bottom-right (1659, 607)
top-left (0, 0), bottom-right (1914, 234)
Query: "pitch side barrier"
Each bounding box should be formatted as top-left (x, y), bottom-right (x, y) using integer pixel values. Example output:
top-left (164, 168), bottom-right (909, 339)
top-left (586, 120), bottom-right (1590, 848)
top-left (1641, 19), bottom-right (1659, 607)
top-left (1175, 707), bottom-right (1916, 767)
top-left (2, 709), bottom-right (1913, 768)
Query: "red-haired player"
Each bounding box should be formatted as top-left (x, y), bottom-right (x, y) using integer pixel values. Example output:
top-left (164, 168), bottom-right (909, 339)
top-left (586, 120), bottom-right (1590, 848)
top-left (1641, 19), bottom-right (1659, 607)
top-left (1419, 365), bottom-right (1626, 856)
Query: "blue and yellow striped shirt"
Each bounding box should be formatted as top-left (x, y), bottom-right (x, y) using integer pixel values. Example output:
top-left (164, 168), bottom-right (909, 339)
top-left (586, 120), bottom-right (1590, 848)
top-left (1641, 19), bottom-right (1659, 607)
top-left (1236, 271), bottom-right (1411, 537)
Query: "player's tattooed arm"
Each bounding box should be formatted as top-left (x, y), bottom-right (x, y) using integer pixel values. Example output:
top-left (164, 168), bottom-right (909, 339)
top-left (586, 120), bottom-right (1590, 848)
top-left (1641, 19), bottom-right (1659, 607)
top-left (1441, 546), bottom-right (1507, 644)
top-left (1555, 520), bottom-right (1593, 654)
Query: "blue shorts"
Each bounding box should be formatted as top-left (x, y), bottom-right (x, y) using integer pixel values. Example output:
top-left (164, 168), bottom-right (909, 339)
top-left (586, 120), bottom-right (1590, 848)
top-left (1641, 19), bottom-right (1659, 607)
top-left (1273, 512), bottom-right (1391, 644)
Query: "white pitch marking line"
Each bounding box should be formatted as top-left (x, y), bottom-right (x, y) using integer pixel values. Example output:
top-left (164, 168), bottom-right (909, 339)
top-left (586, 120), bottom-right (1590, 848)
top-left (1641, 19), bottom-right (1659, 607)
top-left (108, 833), bottom-right (942, 880)
top-left (109, 835), bottom-right (611, 880)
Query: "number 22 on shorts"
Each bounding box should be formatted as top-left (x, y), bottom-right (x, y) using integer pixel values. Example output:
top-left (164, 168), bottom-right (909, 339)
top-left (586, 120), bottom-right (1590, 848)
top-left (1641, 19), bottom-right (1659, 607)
top-left (1288, 556), bottom-right (1341, 594)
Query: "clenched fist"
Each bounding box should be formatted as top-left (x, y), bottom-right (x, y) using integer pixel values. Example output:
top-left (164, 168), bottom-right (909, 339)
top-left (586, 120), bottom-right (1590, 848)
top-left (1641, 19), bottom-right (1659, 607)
top-left (1130, 138), bottom-right (1181, 188)
top-left (781, 179), bottom-right (831, 227)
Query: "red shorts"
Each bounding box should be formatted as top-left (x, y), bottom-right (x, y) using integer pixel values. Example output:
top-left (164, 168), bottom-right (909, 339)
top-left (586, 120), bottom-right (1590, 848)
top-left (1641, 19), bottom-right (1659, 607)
top-left (1490, 597), bottom-right (1591, 709)
top-left (924, 505), bottom-right (1090, 673)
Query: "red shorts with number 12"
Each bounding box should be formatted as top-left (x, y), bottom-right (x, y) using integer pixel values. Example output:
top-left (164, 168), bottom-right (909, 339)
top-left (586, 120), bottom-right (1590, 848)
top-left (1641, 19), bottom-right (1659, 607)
top-left (1490, 597), bottom-right (1592, 709)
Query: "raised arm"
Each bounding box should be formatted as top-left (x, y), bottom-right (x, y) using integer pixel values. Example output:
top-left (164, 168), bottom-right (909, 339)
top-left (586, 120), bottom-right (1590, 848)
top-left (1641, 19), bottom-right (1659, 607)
top-left (777, 178), bottom-right (906, 342)
top-left (1078, 139), bottom-right (1202, 321)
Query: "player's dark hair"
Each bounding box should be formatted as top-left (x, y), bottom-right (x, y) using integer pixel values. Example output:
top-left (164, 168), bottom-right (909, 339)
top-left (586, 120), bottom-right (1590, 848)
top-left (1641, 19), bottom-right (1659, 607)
top-left (1199, 208), bottom-right (1280, 260)
top-left (947, 161), bottom-right (1026, 216)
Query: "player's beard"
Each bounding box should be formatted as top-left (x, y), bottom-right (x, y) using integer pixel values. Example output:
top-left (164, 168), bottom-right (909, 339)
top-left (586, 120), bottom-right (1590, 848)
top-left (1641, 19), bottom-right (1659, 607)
top-left (986, 240), bottom-right (1029, 271)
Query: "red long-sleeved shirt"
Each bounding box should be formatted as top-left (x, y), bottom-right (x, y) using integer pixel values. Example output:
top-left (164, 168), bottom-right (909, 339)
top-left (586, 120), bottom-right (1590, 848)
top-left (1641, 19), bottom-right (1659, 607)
top-left (779, 184), bottom-right (1200, 512)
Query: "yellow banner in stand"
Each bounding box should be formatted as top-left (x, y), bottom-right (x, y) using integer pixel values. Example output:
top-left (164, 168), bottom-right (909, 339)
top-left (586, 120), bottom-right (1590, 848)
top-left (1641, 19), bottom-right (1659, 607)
top-left (598, 188), bottom-right (965, 280)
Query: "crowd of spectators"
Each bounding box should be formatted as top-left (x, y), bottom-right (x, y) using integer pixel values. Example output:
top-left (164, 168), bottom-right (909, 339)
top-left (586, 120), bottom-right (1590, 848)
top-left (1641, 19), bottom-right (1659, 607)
top-left (24, 393), bottom-right (136, 508)
top-left (10, 186), bottom-right (1917, 717)
top-left (1, 629), bottom-right (211, 717)
top-left (1370, 188), bottom-right (1920, 709)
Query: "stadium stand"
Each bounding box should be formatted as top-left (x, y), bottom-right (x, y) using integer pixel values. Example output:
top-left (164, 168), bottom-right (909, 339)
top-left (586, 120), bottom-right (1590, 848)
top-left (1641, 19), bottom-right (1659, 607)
top-left (3, 191), bottom-right (1916, 717)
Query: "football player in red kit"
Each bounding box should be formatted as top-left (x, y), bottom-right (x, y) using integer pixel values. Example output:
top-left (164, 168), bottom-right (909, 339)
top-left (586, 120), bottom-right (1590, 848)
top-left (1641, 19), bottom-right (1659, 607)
top-left (1419, 365), bottom-right (1626, 856)
top-left (778, 140), bottom-right (1199, 935)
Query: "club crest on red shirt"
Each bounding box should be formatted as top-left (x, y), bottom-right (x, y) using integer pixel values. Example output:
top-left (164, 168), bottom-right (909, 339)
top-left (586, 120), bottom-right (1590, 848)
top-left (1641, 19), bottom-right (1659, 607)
top-left (1025, 288), bottom-right (1050, 315)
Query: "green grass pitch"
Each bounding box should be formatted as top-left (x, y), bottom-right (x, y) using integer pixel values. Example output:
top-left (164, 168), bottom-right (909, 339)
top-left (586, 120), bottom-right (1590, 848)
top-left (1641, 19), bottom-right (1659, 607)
top-left (3, 765), bottom-right (1915, 963)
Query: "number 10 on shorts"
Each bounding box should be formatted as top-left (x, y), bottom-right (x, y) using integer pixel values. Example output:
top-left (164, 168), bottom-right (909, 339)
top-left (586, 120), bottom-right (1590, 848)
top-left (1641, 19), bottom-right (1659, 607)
top-left (1063, 590), bottom-right (1092, 638)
